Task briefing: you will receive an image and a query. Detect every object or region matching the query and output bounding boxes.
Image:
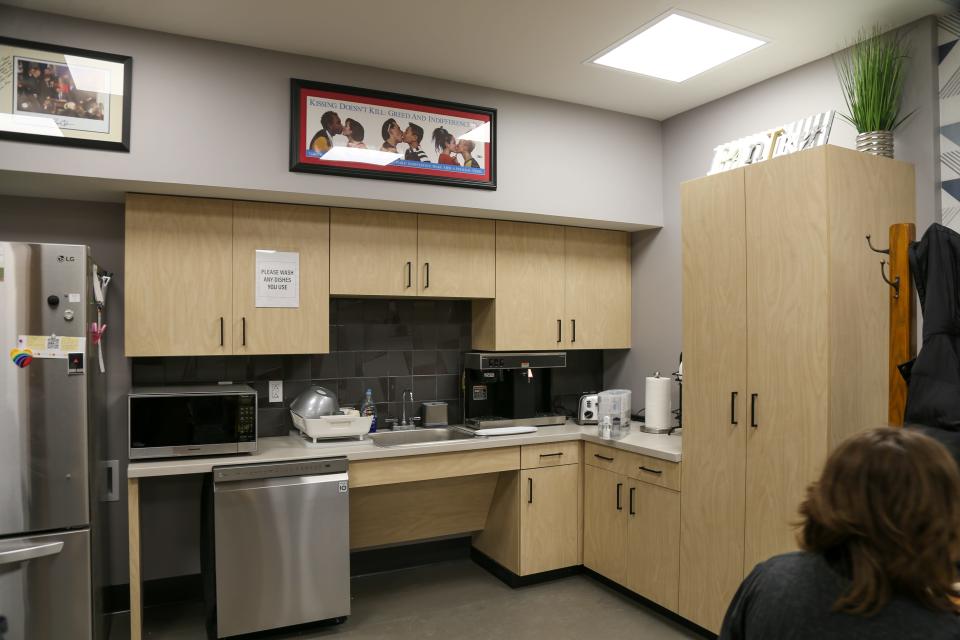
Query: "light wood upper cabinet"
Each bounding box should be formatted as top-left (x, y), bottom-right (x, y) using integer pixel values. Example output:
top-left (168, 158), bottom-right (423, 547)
top-left (330, 208), bottom-right (418, 297)
top-left (417, 215), bottom-right (495, 298)
top-left (520, 464), bottom-right (580, 575)
top-left (472, 221), bottom-right (566, 351)
top-left (125, 195), bottom-right (234, 357)
top-left (627, 481), bottom-right (680, 612)
top-left (583, 464), bottom-right (627, 585)
top-left (232, 202), bottom-right (330, 355)
top-left (564, 227), bottom-right (631, 349)
top-left (126, 194), bottom-right (330, 357)
top-left (473, 221), bottom-right (631, 351)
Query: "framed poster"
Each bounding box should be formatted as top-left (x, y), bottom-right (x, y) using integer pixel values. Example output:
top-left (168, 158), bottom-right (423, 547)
top-left (0, 36), bottom-right (132, 151)
top-left (290, 79), bottom-right (496, 190)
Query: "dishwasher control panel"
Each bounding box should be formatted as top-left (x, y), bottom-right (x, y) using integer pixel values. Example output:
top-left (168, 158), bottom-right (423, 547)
top-left (213, 457), bottom-right (348, 483)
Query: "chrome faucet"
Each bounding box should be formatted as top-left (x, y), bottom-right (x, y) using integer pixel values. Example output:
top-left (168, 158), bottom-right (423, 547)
top-left (399, 389), bottom-right (415, 429)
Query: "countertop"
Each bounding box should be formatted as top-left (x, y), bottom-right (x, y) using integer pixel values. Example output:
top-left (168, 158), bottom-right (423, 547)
top-left (127, 421), bottom-right (681, 478)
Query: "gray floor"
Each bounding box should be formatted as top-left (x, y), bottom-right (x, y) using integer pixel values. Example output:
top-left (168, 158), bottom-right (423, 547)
top-left (109, 560), bottom-right (704, 639)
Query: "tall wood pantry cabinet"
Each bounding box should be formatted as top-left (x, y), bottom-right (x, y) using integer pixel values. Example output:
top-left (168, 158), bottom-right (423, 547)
top-left (679, 145), bottom-right (915, 633)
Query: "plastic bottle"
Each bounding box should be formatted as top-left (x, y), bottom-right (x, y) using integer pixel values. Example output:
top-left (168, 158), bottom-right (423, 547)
top-left (360, 389), bottom-right (378, 433)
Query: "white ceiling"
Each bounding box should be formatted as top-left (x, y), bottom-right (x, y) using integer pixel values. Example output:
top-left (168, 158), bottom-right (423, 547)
top-left (6, 0), bottom-right (950, 120)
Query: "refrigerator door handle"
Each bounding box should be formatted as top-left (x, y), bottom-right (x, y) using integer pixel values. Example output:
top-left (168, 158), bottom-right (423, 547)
top-left (0, 540), bottom-right (64, 566)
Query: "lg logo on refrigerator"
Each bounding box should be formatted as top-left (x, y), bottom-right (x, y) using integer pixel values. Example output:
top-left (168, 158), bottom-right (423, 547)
top-left (57, 255), bottom-right (76, 263)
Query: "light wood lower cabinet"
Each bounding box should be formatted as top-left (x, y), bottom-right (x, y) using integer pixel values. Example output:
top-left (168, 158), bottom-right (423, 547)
top-left (583, 464), bottom-right (628, 585)
top-left (626, 481), bottom-right (680, 611)
top-left (584, 447), bottom-right (681, 612)
top-left (520, 464), bottom-right (580, 575)
top-left (125, 195), bottom-right (234, 356)
top-left (473, 445), bottom-right (581, 577)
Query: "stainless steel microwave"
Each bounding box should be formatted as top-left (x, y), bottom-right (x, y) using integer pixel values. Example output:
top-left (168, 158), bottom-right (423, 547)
top-left (128, 384), bottom-right (257, 460)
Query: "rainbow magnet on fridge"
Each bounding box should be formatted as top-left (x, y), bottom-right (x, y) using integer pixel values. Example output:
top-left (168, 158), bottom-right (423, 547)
top-left (10, 348), bottom-right (33, 368)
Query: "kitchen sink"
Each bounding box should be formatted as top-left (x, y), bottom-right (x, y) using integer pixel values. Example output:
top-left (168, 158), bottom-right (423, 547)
top-left (369, 427), bottom-right (475, 447)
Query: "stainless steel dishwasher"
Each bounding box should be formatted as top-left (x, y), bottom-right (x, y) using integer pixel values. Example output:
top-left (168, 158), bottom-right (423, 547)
top-left (210, 457), bottom-right (350, 638)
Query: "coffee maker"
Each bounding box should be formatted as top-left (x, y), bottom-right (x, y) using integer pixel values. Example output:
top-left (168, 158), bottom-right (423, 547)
top-left (463, 352), bottom-right (567, 428)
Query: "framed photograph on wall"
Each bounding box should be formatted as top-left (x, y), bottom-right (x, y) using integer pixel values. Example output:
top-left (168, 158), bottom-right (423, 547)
top-left (0, 36), bottom-right (132, 151)
top-left (290, 79), bottom-right (496, 190)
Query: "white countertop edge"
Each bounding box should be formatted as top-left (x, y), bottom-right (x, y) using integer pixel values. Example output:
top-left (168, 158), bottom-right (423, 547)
top-left (128, 422), bottom-right (682, 478)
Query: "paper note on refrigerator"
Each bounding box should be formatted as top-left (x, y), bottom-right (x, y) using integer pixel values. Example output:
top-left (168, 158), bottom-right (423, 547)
top-left (18, 335), bottom-right (85, 359)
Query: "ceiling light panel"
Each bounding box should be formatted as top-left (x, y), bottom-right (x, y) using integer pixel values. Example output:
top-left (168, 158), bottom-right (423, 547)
top-left (591, 12), bottom-right (766, 82)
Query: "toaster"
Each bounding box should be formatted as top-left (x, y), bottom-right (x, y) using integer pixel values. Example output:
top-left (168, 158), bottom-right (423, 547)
top-left (577, 393), bottom-right (599, 425)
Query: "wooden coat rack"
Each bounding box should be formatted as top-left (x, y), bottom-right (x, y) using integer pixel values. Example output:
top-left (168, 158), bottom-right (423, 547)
top-left (867, 223), bottom-right (915, 426)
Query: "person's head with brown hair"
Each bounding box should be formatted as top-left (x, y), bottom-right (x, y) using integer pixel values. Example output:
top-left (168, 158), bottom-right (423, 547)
top-left (799, 427), bottom-right (960, 616)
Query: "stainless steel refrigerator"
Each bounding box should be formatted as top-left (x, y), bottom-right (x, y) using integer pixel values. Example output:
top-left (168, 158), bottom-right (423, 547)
top-left (0, 242), bottom-right (107, 639)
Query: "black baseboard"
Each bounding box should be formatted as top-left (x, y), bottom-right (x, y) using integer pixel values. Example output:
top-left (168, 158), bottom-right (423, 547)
top-left (470, 547), bottom-right (582, 587)
top-left (582, 568), bottom-right (717, 639)
top-left (104, 573), bottom-right (203, 614)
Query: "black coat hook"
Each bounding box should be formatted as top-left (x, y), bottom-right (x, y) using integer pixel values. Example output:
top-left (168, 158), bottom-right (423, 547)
top-left (866, 234), bottom-right (890, 254)
top-left (880, 260), bottom-right (900, 299)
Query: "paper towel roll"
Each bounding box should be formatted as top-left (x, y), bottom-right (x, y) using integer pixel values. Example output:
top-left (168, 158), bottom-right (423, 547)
top-left (645, 376), bottom-right (673, 430)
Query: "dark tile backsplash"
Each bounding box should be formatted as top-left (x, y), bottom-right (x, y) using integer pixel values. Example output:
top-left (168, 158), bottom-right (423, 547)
top-left (131, 299), bottom-right (603, 437)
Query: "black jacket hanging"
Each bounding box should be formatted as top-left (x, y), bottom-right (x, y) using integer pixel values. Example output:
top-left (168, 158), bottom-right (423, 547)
top-left (903, 223), bottom-right (960, 431)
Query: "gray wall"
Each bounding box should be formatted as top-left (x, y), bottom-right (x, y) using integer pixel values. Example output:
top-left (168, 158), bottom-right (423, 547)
top-left (605, 17), bottom-right (939, 405)
top-left (0, 6), bottom-right (663, 229)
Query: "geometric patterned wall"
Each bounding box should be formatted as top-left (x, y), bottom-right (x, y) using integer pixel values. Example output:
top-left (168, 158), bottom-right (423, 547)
top-left (939, 13), bottom-right (960, 231)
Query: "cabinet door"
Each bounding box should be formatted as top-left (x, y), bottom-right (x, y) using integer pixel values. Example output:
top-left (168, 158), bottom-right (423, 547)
top-left (627, 481), bottom-right (680, 612)
top-left (744, 151), bottom-right (829, 574)
top-left (563, 227), bottom-right (630, 349)
top-left (490, 221), bottom-right (565, 350)
top-left (417, 214), bottom-right (495, 298)
top-left (520, 464), bottom-right (579, 575)
top-left (678, 169), bottom-right (748, 633)
top-left (232, 202), bottom-right (330, 355)
top-left (330, 209), bottom-right (418, 296)
top-left (583, 465), bottom-right (627, 584)
top-left (125, 194), bottom-right (233, 356)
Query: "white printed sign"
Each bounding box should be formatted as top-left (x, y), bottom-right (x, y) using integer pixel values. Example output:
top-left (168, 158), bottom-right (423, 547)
top-left (255, 250), bottom-right (299, 308)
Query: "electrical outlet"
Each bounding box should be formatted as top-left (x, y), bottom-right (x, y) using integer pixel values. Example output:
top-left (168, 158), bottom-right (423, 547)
top-left (269, 380), bottom-right (283, 404)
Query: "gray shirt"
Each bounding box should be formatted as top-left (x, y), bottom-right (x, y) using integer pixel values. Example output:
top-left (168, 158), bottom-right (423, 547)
top-left (720, 551), bottom-right (960, 640)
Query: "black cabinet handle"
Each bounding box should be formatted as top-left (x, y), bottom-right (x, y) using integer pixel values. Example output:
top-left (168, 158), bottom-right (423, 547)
top-left (424, 262), bottom-right (430, 289)
top-left (731, 391), bottom-right (738, 425)
top-left (557, 319), bottom-right (562, 343)
top-left (616, 482), bottom-right (623, 511)
top-left (629, 487), bottom-right (636, 515)
top-left (406, 261), bottom-right (412, 288)
top-left (539, 452), bottom-right (563, 458)
top-left (571, 319), bottom-right (576, 343)
top-left (242, 317), bottom-right (246, 346)
top-left (751, 393), bottom-right (758, 428)
top-left (219, 317), bottom-right (224, 346)
top-left (594, 454), bottom-right (614, 462)
top-left (639, 465), bottom-right (662, 475)
top-left (528, 477), bottom-right (533, 504)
